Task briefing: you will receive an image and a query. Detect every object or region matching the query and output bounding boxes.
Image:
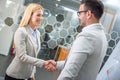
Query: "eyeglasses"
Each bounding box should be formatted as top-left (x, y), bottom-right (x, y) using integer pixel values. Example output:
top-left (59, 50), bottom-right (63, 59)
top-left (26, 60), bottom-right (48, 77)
top-left (77, 10), bottom-right (88, 16)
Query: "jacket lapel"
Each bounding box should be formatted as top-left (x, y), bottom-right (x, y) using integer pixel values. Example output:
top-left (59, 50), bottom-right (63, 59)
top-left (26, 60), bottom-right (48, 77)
top-left (36, 30), bottom-right (40, 53)
top-left (25, 26), bottom-right (37, 56)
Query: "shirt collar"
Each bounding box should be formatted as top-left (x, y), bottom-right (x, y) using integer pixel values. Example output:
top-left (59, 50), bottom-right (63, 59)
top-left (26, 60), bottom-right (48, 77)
top-left (28, 25), bottom-right (37, 35)
top-left (82, 23), bottom-right (103, 31)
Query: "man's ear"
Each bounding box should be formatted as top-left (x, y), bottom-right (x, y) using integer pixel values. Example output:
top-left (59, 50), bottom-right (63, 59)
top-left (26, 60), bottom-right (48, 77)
top-left (87, 10), bottom-right (92, 19)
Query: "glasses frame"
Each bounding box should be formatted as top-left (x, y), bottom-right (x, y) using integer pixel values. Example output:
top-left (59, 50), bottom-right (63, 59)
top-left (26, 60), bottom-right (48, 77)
top-left (77, 10), bottom-right (88, 16)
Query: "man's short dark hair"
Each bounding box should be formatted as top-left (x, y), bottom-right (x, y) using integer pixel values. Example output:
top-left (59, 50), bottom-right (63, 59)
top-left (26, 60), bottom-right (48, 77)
top-left (81, 0), bottom-right (104, 20)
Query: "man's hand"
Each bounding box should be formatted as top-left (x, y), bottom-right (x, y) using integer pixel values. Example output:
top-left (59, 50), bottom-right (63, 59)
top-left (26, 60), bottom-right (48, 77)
top-left (43, 60), bottom-right (57, 72)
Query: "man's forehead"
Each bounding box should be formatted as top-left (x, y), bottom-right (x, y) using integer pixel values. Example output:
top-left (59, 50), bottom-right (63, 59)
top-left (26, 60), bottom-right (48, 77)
top-left (79, 4), bottom-right (85, 10)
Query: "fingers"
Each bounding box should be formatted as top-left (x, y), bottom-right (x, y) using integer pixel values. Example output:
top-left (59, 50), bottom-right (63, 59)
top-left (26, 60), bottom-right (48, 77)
top-left (46, 63), bottom-right (55, 72)
top-left (43, 60), bottom-right (57, 72)
top-left (30, 76), bottom-right (35, 80)
top-left (48, 60), bottom-right (56, 65)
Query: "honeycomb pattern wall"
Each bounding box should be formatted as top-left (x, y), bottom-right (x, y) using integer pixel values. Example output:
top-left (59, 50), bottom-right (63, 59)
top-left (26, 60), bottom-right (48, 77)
top-left (102, 31), bottom-right (120, 68)
top-left (37, 8), bottom-right (80, 60)
top-left (37, 9), bottom-right (120, 62)
top-left (23, 1), bottom-right (120, 61)
top-left (38, 9), bottom-right (79, 49)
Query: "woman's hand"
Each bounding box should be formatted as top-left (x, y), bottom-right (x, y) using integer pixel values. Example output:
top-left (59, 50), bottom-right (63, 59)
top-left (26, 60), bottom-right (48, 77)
top-left (31, 77), bottom-right (35, 80)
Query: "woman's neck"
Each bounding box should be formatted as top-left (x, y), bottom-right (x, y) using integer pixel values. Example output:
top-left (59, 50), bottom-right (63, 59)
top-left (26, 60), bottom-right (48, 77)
top-left (28, 23), bottom-right (36, 30)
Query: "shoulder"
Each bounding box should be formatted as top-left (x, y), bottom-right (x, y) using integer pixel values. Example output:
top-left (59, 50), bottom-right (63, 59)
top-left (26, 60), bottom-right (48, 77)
top-left (77, 31), bottom-right (96, 41)
top-left (15, 27), bottom-right (27, 37)
top-left (16, 27), bottom-right (27, 33)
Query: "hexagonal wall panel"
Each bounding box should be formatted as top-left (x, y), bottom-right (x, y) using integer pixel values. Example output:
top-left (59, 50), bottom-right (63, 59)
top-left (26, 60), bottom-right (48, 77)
top-left (43, 9), bottom-right (51, 17)
top-left (57, 38), bottom-right (65, 45)
top-left (65, 35), bottom-right (74, 44)
top-left (47, 16), bottom-right (56, 25)
top-left (62, 20), bottom-right (70, 29)
top-left (59, 29), bottom-right (68, 38)
top-left (106, 47), bottom-right (113, 55)
top-left (63, 43), bottom-right (71, 49)
top-left (108, 39), bottom-right (115, 47)
top-left (47, 39), bottom-right (57, 49)
top-left (4, 17), bottom-right (13, 26)
top-left (56, 14), bottom-right (64, 22)
top-left (68, 27), bottom-right (77, 35)
top-left (54, 22), bottom-right (61, 31)
top-left (45, 24), bottom-right (53, 33)
top-left (103, 55), bottom-right (109, 63)
top-left (24, 0), bottom-right (33, 5)
top-left (111, 31), bottom-right (118, 39)
top-left (41, 33), bottom-right (50, 42)
top-left (49, 30), bottom-right (60, 39)
top-left (70, 17), bottom-right (79, 27)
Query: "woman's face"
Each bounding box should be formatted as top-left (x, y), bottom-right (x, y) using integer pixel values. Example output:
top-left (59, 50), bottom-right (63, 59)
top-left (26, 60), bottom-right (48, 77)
top-left (29, 9), bottom-right (43, 28)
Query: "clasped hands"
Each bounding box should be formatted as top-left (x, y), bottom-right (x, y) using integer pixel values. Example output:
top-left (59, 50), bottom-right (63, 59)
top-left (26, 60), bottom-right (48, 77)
top-left (44, 60), bottom-right (57, 72)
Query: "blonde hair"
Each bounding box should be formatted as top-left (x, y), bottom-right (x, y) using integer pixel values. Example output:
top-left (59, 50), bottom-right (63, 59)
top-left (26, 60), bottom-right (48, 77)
top-left (19, 3), bottom-right (44, 27)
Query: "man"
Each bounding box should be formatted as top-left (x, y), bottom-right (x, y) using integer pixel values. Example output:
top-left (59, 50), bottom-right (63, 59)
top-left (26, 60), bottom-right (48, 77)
top-left (46, 0), bottom-right (108, 80)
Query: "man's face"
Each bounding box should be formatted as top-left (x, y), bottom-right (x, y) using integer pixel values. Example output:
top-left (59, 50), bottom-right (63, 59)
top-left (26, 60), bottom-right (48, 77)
top-left (78, 4), bottom-right (87, 27)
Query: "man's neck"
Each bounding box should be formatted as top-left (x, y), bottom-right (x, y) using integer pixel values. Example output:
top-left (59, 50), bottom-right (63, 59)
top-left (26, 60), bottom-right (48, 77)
top-left (86, 19), bottom-right (99, 26)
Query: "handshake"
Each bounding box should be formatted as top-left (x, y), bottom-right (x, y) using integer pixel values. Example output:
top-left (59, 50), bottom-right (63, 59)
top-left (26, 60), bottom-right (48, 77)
top-left (43, 60), bottom-right (57, 72)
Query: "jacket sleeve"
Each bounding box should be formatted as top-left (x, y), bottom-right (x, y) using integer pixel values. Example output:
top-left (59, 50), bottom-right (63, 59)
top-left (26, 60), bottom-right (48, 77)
top-left (57, 53), bottom-right (87, 80)
top-left (57, 33), bottom-right (95, 80)
top-left (57, 61), bottom-right (65, 70)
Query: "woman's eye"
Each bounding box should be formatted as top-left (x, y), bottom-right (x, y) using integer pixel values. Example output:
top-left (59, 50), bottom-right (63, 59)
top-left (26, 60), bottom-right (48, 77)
top-left (37, 14), bottom-right (43, 17)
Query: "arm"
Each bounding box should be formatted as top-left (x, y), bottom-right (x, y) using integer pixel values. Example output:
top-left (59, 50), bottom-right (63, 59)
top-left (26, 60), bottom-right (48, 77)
top-left (57, 53), bottom-right (87, 80)
top-left (57, 33), bottom-right (94, 80)
top-left (14, 28), bottom-right (45, 68)
top-left (57, 61), bottom-right (65, 70)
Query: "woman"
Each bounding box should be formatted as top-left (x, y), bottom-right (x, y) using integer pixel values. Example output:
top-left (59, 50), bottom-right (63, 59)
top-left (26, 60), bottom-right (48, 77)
top-left (5, 3), bottom-right (55, 80)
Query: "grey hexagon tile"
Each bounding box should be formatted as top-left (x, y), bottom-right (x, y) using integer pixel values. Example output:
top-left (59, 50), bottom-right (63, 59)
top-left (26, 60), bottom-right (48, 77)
top-left (65, 35), bottom-right (74, 44)
top-left (57, 38), bottom-right (65, 45)
top-left (108, 39), bottom-right (115, 47)
top-left (43, 9), bottom-right (51, 17)
top-left (70, 17), bottom-right (79, 27)
top-left (56, 14), bottom-right (64, 22)
top-left (68, 27), bottom-right (76, 35)
top-left (62, 20), bottom-right (70, 29)
top-left (111, 31), bottom-right (118, 39)
top-left (47, 16), bottom-right (56, 25)
top-left (54, 22), bottom-right (61, 31)
top-left (45, 24), bottom-right (53, 33)
top-left (24, 0), bottom-right (33, 5)
top-left (103, 55), bottom-right (109, 63)
top-left (4, 17), bottom-right (13, 26)
top-left (59, 29), bottom-right (68, 38)
top-left (49, 30), bottom-right (60, 39)
top-left (106, 47), bottom-right (113, 55)
top-left (41, 33), bottom-right (50, 42)
top-left (63, 43), bottom-right (71, 49)
top-left (47, 39), bottom-right (57, 49)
